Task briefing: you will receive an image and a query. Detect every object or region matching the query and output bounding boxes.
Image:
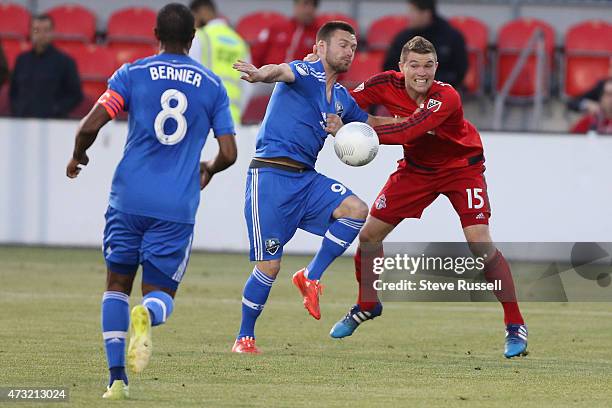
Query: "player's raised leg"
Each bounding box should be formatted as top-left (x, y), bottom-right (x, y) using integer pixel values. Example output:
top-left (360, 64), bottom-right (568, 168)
top-left (330, 215), bottom-right (393, 338)
top-left (127, 220), bottom-right (192, 372)
top-left (463, 225), bottom-right (527, 358)
top-left (294, 176), bottom-right (368, 319)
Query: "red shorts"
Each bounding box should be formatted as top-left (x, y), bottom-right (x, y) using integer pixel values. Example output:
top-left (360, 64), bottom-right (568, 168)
top-left (370, 160), bottom-right (491, 228)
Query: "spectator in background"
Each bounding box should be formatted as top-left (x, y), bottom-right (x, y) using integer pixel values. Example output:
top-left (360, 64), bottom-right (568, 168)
top-left (0, 42), bottom-right (8, 91)
top-left (571, 78), bottom-right (612, 135)
top-left (567, 57), bottom-right (612, 114)
top-left (383, 0), bottom-right (467, 89)
top-left (189, 0), bottom-right (251, 125)
top-left (9, 14), bottom-right (82, 118)
top-left (252, 0), bottom-right (319, 66)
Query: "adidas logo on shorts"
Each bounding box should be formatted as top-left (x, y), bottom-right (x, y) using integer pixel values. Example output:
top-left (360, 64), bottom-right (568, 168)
top-left (476, 213), bottom-right (486, 220)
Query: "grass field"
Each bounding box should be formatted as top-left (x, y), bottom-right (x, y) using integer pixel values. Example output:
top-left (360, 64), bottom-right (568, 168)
top-left (1, 246), bottom-right (612, 407)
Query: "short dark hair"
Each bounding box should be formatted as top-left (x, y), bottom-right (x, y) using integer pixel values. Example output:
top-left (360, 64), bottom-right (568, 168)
top-left (400, 36), bottom-right (437, 61)
top-left (189, 0), bottom-right (216, 13)
top-left (32, 13), bottom-right (54, 28)
top-left (156, 3), bottom-right (195, 45)
top-left (316, 21), bottom-right (355, 42)
top-left (408, 0), bottom-right (437, 14)
top-left (295, 0), bottom-right (320, 7)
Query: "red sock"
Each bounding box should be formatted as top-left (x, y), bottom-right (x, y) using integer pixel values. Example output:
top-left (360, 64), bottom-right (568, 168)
top-left (484, 250), bottom-right (524, 325)
top-left (355, 244), bottom-right (382, 311)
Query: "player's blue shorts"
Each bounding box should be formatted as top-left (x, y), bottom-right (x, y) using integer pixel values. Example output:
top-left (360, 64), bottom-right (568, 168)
top-left (102, 206), bottom-right (194, 291)
top-left (244, 163), bottom-right (354, 261)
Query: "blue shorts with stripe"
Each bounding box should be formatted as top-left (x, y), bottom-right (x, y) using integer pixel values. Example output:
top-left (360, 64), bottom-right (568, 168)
top-left (103, 206), bottom-right (194, 290)
top-left (244, 166), bottom-right (354, 261)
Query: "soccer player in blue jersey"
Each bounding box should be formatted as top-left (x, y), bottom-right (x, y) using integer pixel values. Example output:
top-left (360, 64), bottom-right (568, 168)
top-left (231, 21), bottom-right (389, 353)
top-left (66, 3), bottom-right (237, 399)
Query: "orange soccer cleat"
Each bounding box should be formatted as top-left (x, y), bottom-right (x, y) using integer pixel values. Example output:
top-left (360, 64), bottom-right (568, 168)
top-left (231, 336), bottom-right (260, 354)
top-left (292, 269), bottom-right (324, 320)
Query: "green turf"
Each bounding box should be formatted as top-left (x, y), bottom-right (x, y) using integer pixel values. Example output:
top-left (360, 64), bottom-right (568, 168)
top-left (1, 246), bottom-right (612, 407)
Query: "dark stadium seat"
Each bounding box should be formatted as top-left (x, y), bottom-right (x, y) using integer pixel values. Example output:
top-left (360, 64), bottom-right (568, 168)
top-left (2, 39), bottom-right (30, 70)
top-left (495, 18), bottom-right (555, 98)
top-left (339, 51), bottom-right (384, 90)
top-left (235, 11), bottom-right (288, 46)
top-left (107, 7), bottom-right (157, 44)
top-left (316, 13), bottom-right (360, 37)
top-left (564, 20), bottom-right (612, 98)
top-left (0, 3), bottom-right (30, 40)
top-left (449, 16), bottom-right (488, 95)
top-left (242, 94), bottom-right (271, 125)
top-left (47, 4), bottom-right (97, 44)
top-left (366, 15), bottom-right (409, 57)
top-left (109, 43), bottom-right (158, 66)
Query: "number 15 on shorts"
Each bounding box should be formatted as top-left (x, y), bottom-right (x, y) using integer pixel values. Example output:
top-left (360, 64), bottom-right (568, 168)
top-left (466, 188), bottom-right (484, 209)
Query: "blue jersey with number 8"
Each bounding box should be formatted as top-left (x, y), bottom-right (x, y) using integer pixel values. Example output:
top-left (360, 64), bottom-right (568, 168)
top-left (100, 53), bottom-right (234, 224)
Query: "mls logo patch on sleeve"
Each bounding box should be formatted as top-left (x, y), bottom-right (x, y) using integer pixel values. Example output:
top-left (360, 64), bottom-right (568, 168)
top-left (426, 98), bottom-right (442, 112)
top-left (265, 238), bottom-right (281, 255)
top-left (295, 62), bottom-right (310, 76)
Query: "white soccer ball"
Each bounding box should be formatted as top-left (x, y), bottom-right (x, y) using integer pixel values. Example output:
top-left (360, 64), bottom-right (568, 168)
top-left (333, 122), bottom-right (379, 166)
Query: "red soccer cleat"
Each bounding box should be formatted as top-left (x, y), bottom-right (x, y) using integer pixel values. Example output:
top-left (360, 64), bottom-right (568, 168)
top-left (292, 269), bottom-right (324, 320)
top-left (231, 336), bottom-right (260, 354)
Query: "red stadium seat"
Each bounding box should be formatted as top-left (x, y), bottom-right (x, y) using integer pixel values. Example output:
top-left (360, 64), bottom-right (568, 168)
top-left (339, 51), bottom-right (384, 90)
top-left (0, 3), bottom-right (30, 40)
top-left (367, 15), bottom-right (409, 54)
top-left (564, 20), bottom-right (612, 98)
top-left (242, 94), bottom-right (271, 125)
top-left (2, 39), bottom-right (30, 70)
top-left (109, 43), bottom-right (158, 66)
top-left (496, 18), bottom-right (555, 98)
top-left (235, 11), bottom-right (288, 46)
top-left (316, 13), bottom-right (360, 37)
top-left (61, 44), bottom-right (117, 118)
top-left (47, 4), bottom-right (97, 44)
top-left (107, 7), bottom-right (157, 44)
top-left (449, 16), bottom-right (488, 95)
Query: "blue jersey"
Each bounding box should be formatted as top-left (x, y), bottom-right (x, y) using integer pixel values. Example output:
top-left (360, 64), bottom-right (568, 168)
top-left (255, 60), bottom-right (368, 168)
top-left (103, 53), bottom-right (234, 224)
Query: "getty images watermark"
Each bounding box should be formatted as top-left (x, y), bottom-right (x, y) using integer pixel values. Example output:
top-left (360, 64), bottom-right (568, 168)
top-left (359, 242), bottom-right (612, 302)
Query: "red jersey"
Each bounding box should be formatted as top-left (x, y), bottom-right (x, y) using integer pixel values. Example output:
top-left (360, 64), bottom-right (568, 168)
top-left (571, 113), bottom-right (612, 135)
top-left (252, 18), bottom-right (319, 66)
top-left (351, 71), bottom-right (483, 170)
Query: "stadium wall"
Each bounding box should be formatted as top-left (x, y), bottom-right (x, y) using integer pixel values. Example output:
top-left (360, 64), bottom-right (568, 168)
top-left (1, 118), bottom-right (611, 257)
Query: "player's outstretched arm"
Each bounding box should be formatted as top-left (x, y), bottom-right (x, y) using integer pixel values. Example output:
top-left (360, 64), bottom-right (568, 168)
top-left (66, 104), bottom-right (111, 178)
top-left (366, 114), bottom-right (404, 128)
top-left (233, 60), bottom-right (295, 84)
top-left (200, 134), bottom-right (237, 190)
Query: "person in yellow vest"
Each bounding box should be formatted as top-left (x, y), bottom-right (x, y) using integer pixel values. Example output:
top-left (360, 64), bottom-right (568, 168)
top-left (189, 0), bottom-right (251, 125)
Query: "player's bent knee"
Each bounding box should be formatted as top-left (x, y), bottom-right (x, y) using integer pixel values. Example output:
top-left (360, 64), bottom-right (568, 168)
top-left (335, 196), bottom-right (368, 220)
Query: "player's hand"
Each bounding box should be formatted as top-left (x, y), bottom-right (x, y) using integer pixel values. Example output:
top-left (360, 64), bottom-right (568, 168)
top-left (233, 60), bottom-right (262, 83)
top-left (583, 100), bottom-right (601, 115)
top-left (303, 53), bottom-right (318, 62)
top-left (325, 114), bottom-right (344, 136)
top-left (200, 161), bottom-right (213, 190)
top-left (66, 154), bottom-right (89, 179)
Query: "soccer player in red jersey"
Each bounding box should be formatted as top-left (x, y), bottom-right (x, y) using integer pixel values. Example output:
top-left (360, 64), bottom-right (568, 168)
top-left (330, 36), bottom-right (528, 358)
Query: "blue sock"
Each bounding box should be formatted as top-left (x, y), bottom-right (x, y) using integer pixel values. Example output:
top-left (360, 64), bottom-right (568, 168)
top-left (238, 267), bottom-right (275, 339)
top-left (306, 217), bottom-right (364, 281)
top-left (101, 291), bottom-right (129, 386)
top-left (143, 291), bottom-right (174, 326)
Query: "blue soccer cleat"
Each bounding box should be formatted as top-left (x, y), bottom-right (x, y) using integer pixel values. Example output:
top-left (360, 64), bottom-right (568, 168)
top-left (504, 323), bottom-right (528, 358)
top-left (330, 303), bottom-right (383, 339)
